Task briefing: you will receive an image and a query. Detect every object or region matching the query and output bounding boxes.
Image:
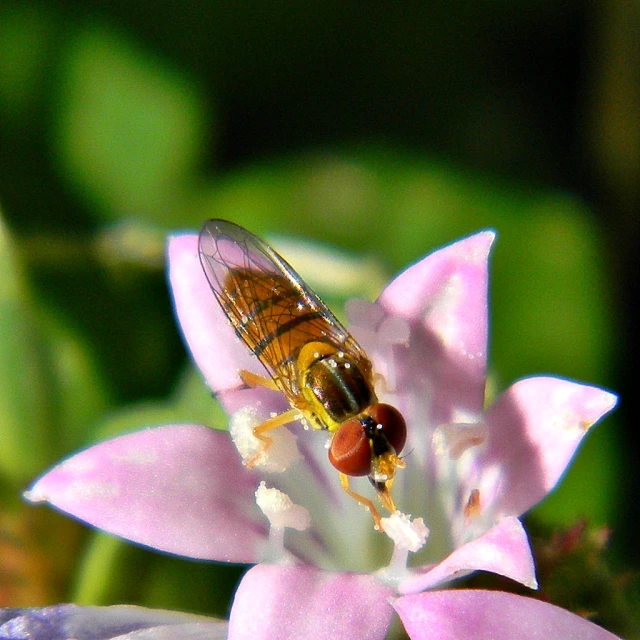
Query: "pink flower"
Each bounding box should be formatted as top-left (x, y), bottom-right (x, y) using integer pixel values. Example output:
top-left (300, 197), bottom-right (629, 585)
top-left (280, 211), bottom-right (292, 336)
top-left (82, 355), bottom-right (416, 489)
top-left (24, 230), bottom-right (618, 639)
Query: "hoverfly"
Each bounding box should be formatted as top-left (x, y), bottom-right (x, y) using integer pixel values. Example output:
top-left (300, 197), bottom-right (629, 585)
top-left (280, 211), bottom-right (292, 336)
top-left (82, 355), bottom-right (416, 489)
top-left (198, 219), bottom-right (406, 529)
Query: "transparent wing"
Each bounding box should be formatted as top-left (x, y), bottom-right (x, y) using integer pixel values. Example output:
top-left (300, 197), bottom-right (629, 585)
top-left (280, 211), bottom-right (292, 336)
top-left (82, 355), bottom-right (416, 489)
top-left (198, 219), bottom-right (370, 400)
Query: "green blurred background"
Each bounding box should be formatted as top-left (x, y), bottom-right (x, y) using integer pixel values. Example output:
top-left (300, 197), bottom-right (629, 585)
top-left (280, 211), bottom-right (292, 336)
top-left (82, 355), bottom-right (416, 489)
top-left (0, 0), bottom-right (637, 635)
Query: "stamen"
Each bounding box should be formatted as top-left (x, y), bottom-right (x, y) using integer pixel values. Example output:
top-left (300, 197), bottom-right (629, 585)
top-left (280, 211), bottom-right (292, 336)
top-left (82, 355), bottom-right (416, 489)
top-left (376, 512), bottom-right (429, 587)
top-left (229, 406), bottom-right (302, 472)
top-left (382, 511), bottom-right (429, 553)
top-left (255, 482), bottom-right (311, 531)
top-left (253, 483), bottom-right (309, 564)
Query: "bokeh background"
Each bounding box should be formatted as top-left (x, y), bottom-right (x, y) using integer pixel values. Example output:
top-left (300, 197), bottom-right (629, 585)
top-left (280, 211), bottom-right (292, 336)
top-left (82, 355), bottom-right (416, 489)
top-left (0, 0), bottom-right (637, 636)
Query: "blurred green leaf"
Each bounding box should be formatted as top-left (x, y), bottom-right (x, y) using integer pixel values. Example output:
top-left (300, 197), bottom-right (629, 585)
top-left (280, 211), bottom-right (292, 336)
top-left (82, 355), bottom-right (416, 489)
top-left (489, 198), bottom-right (617, 385)
top-left (90, 401), bottom-right (185, 443)
top-left (141, 555), bottom-right (243, 617)
top-left (71, 530), bottom-right (194, 609)
top-left (52, 23), bottom-right (208, 224)
top-left (0, 216), bottom-right (55, 486)
top-left (72, 531), bottom-right (131, 605)
top-left (0, 3), bottom-right (55, 127)
top-left (0, 212), bottom-right (115, 491)
top-left (73, 528), bottom-right (242, 616)
top-left (36, 307), bottom-right (111, 452)
top-left (89, 364), bottom-right (226, 444)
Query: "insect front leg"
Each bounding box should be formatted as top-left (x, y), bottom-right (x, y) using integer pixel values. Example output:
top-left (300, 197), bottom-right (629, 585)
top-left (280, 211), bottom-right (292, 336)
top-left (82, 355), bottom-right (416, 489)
top-left (338, 472), bottom-right (384, 532)
top-left (253, 408), bottom-right (303, 444)
top-left (236, 369), bottom-right (309, 467)
top-left (244, 408), bottom-right (303, 467)
top-left (239, 369), bottom-right (280, 391)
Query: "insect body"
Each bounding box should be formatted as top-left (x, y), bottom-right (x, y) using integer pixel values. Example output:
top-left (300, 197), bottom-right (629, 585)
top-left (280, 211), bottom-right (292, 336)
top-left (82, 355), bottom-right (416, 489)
top-left (198, 219), bottom-right (406, 529)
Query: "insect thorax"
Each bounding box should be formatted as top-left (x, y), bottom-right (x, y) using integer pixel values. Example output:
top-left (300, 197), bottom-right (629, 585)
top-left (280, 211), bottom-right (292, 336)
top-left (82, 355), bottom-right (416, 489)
top-left (298, 342), bottom-right (376, 432)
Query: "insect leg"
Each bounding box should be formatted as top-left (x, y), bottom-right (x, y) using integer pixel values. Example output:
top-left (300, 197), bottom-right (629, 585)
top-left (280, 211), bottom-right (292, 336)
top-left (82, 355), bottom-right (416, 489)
top-left (338, 472), bottom-right (384, 532)
top-left (246, 407), bottom-right (303, 468)
top-left (239, 369), bottom-right (280, 391)
top-left (253, 408), bottom-right (303, 440)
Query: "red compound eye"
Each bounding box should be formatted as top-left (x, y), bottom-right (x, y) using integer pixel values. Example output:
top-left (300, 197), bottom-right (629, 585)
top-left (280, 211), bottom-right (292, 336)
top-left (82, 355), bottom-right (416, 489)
top-left (328, 404), bottom-right (407, 477)
top-left (329, 419), bottom-right (371, 476)
top-left (367, 403), bottom-right (407, 455)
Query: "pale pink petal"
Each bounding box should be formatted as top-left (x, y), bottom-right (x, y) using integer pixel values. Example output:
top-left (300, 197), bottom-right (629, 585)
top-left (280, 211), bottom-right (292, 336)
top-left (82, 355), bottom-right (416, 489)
top-left (399, 517), bottom-right (536, 594)
top-left (167, 234), bottom-right (265, 398)
top-left (25, 426), bottom-right (266, 562)
top-left (228, 564), bottom-right (394, 640)
top-left (477, 377), bottom-right (618, 517)
top-left (0, 604), bottom-right (228, 640)
top-left (394, 589), bottom-right (622, 640)
top-left (378, 231), bottom-right (494, 423)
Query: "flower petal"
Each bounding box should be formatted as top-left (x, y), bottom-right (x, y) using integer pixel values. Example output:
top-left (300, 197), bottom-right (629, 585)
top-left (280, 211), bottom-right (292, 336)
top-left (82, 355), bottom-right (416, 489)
top-left (0, 604), bottom-right (227, 640)
top-left (393, 589), bottom-right (622, 640)
top-left (25, 425), bottom-right (266, 562)
top-left (377, 231), bottom-right (494, 423)
top-left (477, 377), bottom-right (618, 517)
top-left (228, 564), bottom-right (395, 640)
top-left (398, 517), bottom-right (536, 594)
top-left (167, 234), bottom-right (265, 401)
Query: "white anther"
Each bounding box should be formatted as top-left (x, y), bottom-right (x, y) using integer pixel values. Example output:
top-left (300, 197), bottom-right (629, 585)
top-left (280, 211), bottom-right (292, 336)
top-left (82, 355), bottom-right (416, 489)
top-left (255, 482), bottom-right (311, 531)
top-left (381, 511), bottom-right (429, 552)
top-left (229, 406), bottom-right (302, 472)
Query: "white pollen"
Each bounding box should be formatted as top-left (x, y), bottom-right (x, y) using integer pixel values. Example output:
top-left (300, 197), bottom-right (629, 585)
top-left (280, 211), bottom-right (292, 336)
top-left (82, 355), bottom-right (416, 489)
top-left (255, 482), bottom-right (311, 531)
top-left (229, 406), bottom-right (302, 473)
top-left (381, 511), bottom-right (429, 552)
